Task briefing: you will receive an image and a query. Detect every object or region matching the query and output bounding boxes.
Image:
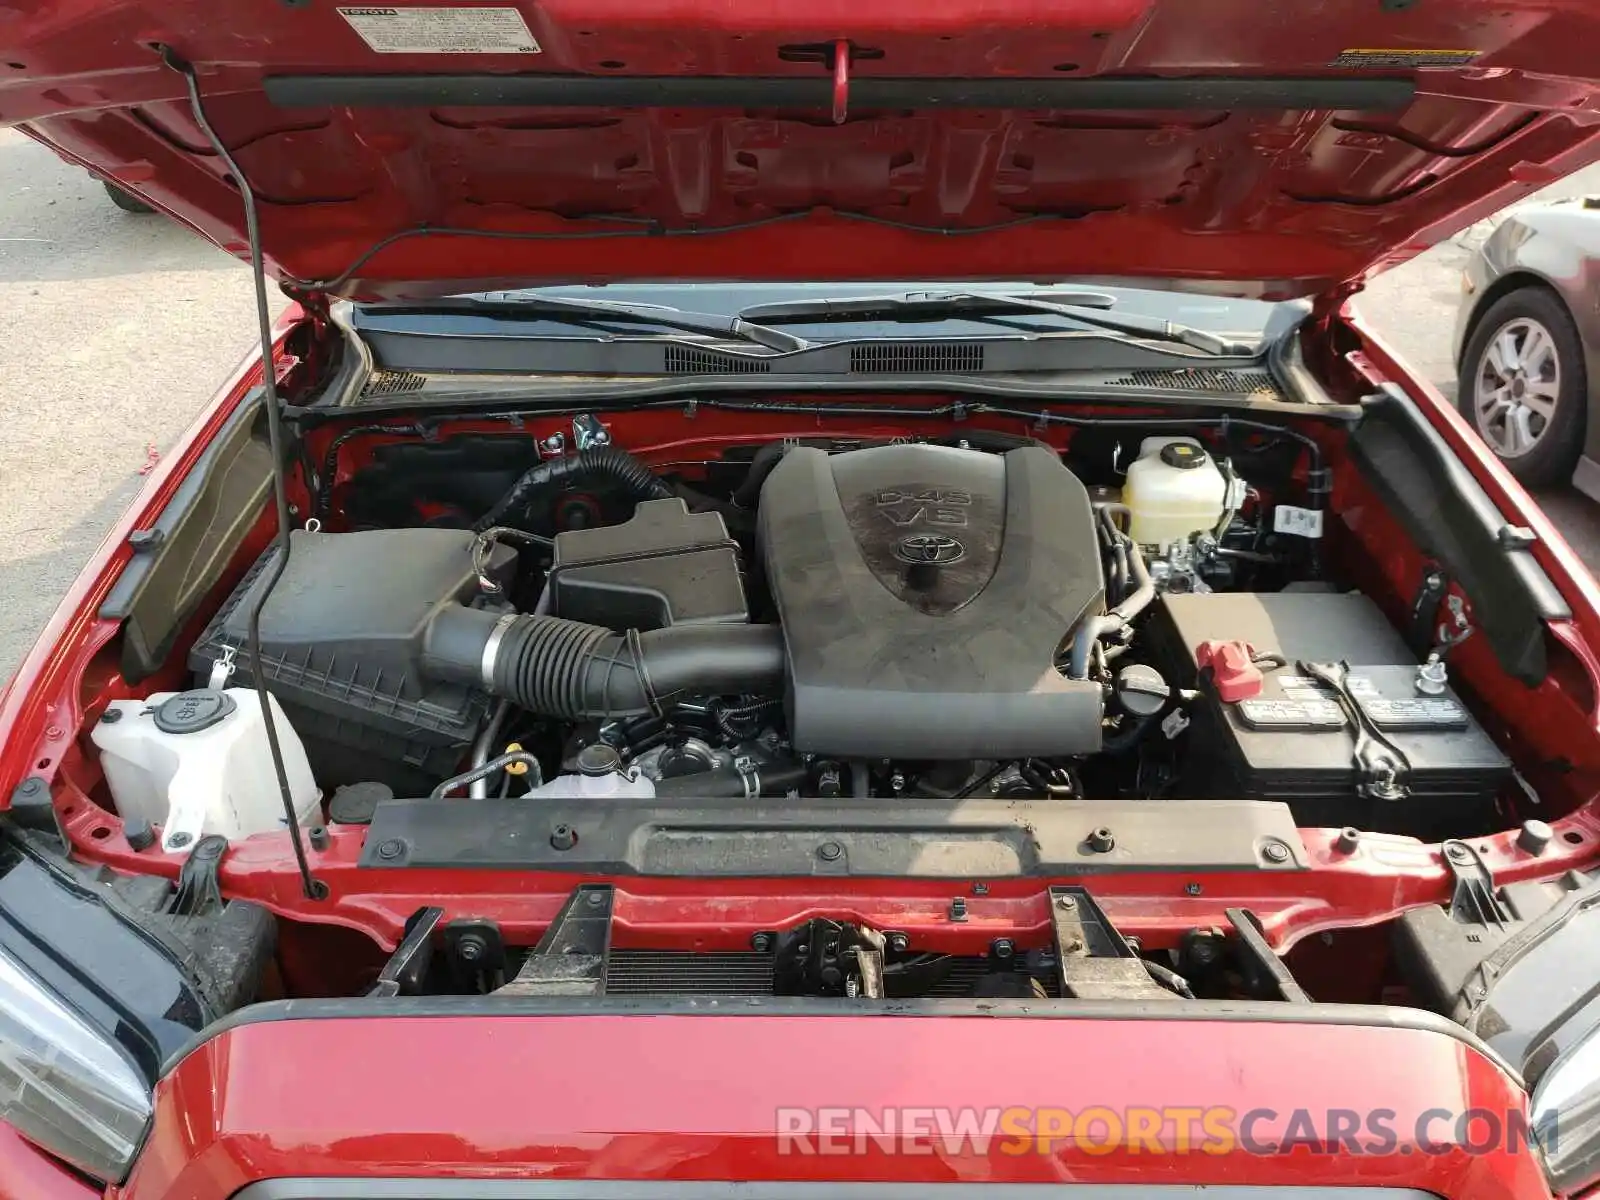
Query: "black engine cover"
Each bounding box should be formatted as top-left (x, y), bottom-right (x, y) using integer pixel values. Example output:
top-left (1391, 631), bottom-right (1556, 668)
top-left (758, 443), bottom-right (1105, 759)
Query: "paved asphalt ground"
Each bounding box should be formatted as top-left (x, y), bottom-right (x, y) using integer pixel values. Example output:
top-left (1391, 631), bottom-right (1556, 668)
top-left (2, 128), bottom-right (1600, 679)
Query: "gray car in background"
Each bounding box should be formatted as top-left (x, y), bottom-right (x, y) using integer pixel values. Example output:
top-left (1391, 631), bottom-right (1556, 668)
top-left (1454, 197), bottom-right (1600, 492)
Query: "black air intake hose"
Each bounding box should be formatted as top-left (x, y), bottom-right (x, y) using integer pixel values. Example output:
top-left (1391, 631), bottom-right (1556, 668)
top-left (473, 447), bottom-right (674, 532)
top-left (425, 606), bottom-right (785, 718)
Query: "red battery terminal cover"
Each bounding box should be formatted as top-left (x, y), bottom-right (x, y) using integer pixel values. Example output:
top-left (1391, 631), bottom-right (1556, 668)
top-left (1195, 639), bottom-right (1267, 702)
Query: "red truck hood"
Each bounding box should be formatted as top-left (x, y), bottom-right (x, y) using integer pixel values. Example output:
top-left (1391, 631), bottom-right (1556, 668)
top-left (120, 1002), bottom-right (1547, 1197)
top-left (9, 0), bottom-right (1600, 302)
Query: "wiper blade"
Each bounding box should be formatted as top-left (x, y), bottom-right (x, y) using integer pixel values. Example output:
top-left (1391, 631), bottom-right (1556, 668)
top-left (740, 289), bottom-right (1254, 356)
top-left (469, 291), bottom-right (808, 353)
top-left (738, 289), bottom-right (1119, 322)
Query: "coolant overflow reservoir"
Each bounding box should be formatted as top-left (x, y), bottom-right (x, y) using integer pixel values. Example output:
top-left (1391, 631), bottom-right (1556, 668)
top-left (91, 688), bottom-right (321, 854)
top-left (1122, 436), bottom-right (1227, 547)
top-left (522, 745), bottom-right (656, 800)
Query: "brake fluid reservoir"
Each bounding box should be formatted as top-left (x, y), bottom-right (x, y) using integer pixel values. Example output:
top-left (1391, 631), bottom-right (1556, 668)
top-left (1122, 437), bottom-right (1227, 547)
top-left (91, 688), bottom-right (320, 853)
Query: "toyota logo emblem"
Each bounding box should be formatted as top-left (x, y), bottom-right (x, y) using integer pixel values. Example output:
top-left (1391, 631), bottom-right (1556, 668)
top-left (894, 533), bottom-right (966, 565)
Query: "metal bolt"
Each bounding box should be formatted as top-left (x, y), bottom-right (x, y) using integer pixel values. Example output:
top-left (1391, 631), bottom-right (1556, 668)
top-left (586, 890), bottom-right (606, 907)
top-left (750, 932), bottom-right (774, 953)
top-left (1185, 882), bottom-right (1202, 897)
top-left (890, 771), bottom-right (906, 792)
top-left (44, 725), bottom-right (62, 740)
top-left (168, 831), bottom-right (193, 850)
top-left (1445, 842), bottom-right (1473, 863)
top-left (817, 841), bottom-right (843, 862)
top-left (972, 881), bottom-right (989, 896)
top-left (550, 824), bottom-right (577, 851)
top-left (375, 837), bottom-right (406, 860)
top-left (1261, 840), bottom-right (1290, 864)
top-left (1056, 894), bottom-right (1076, 909)
top-left (1087, 826), bottom-right (1115, 854)
top-left (949, 897), bottom-right (969, 922)
top-left (1335, 827), bottom-right (1362, 854)
top-left (124, 818), bottom-right (156, 852)
top-left (887, 932), bottom-right (909, 953)
top-left (457, 936), bottom-right (485, 963)
top-left (307, 825), bottom-right (329, 851)
top-left (991, 938), bottom-right (1015, 960)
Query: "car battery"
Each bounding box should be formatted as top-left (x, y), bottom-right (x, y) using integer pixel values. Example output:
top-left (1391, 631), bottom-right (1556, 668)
top-left (1148, 591), bottom-right (1510, 836)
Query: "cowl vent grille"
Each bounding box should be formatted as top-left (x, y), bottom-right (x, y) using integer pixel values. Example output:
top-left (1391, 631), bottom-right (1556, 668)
top-left (358, 370), bottom-right (427, 399)
top-left (850, 342), bottom-right (986, 373)
top-left (663, 345), bottom-right (773, 374)
top-left (1106, 367), bottom-right (1279, 397)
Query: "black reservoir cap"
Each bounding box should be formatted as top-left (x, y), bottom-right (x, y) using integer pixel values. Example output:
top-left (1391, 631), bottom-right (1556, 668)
top-left (330, 781), bottom-right (393, 825)
top-left (153, 689), bottom-right (236, 735)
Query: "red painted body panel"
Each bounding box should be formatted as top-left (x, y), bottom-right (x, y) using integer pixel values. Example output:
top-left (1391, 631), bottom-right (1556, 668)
top-left (7, 1), bottom-right (1600, 297)
top-left (0, 1125), bottom-right (101, 1200)
top-left (112, 1013), bottom-right (1549, 1199)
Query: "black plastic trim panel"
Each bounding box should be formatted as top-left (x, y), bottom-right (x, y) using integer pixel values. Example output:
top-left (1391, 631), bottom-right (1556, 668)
top-left (353, 326), bottom-right (1259, 378)
top-left (266, 75), bottom-right (1414, 112)
top-left (98, 390), bottom-right (274, 681)
top-left (1349, 384), bottom-right (1569, 685)
top-left (0, 831), bottom-right (212, 1080)
top-left (354, 796), bottom-right (1309, 873)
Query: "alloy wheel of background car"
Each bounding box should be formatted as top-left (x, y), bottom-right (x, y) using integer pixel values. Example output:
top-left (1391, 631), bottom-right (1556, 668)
top-left (1461, 287), bottom-right (1587, 487)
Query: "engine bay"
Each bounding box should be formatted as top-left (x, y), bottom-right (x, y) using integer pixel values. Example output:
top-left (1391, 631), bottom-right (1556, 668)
top-left (28, 389), bottom-right (1600, 1028)
top-left (157, 417), bottom-right (1506, 833)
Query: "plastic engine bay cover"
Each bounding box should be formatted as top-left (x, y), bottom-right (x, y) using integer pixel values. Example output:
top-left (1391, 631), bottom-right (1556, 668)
top-left (759, 443), bottom-right (1105, 759)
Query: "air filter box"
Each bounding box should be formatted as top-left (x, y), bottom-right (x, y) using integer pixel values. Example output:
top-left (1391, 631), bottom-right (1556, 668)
top-left (189, 528), bottom-right (514, 792)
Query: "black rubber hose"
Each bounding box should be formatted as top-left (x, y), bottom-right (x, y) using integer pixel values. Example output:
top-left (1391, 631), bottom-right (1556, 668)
top-left (653, 760), bottom-right (808, 799)
top-left (732, 441), bottom-right (793, 509)
top-left (425, 606), bottom-right (785, 718)
top-left (473, 447), bottom-right (673, 532)
top-left (1067, 505), bottom-right (1155, 680)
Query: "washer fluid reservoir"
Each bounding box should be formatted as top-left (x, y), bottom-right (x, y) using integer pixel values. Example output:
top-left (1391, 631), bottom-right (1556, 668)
top-left (91, 688), bottom-right (321, 853)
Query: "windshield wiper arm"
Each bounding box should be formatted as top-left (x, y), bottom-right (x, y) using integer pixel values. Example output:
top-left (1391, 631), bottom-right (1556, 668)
top-left (737, 289), bottom-right (1119, 323)
top-left (739, 290), bottom-right (1253, 356)
top-left (470, 291), bottom-right (809, 353)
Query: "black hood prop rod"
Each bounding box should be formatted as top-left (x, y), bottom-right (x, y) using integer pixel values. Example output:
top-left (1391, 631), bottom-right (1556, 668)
top-left (160, 46), bottom-right (322, 901)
